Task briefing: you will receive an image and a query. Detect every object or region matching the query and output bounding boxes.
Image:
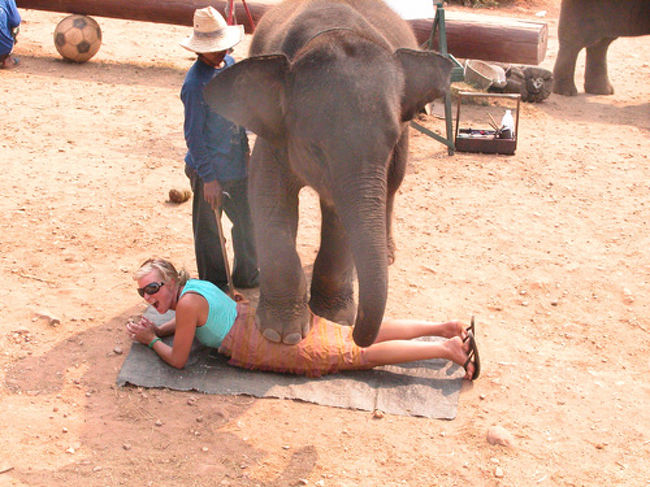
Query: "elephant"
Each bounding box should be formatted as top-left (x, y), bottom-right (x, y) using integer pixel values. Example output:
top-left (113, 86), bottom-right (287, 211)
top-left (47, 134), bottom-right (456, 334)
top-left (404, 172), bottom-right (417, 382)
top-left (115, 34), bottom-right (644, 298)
top-left (203, 0), bottom-right (452, 347)
top-left (552, 0), bottom-right (650, 96)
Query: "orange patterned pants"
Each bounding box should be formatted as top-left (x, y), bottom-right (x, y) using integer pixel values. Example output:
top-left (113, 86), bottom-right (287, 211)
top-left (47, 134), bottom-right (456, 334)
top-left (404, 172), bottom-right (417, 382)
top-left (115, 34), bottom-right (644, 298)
top-left (219, 303), bottom-right (370, 378)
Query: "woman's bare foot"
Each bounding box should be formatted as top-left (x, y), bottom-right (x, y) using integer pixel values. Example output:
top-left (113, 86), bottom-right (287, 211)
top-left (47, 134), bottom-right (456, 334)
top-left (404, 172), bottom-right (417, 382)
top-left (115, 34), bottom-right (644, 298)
top-left (440, 320), bottom-right (469, 340)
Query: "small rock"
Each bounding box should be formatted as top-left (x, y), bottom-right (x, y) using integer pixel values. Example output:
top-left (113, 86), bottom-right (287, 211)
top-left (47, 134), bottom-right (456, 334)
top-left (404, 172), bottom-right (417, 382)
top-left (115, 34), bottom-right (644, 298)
top-left (155, 419), bottom-right (163, 427)
top-left (495, 466), bottom-right (504, 478)
top-left (487, 425), bottom-right (515, 448)
top-left (169, 188), bottom-right (192, 204)
top-left (622, 288), bottom-right (634, 304)
top-left (113, 346), bottom-right (123, 355)
top-left (34, 310), bottom-right (61, 326)
top-left (65, 447), bottom-right (75, 454)
top-left (298, 479), bottom-right (308, 485)
top-left (122, 443), bottom-right (131, 450)
top-left (93, 466), bottom-right (102, 472)
top-left (372, 409), bottom-right (384, 419)
top-left (62, 427), bottom-right (68, 433)
top-left (282, 445), bottom-right (290, 450)
top-left (202, 447), bottom-right (209, 452)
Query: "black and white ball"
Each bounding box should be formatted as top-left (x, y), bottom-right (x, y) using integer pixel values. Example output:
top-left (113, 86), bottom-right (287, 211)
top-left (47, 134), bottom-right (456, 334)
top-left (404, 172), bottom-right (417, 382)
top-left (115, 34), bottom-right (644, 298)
top-left (54, 15), bottom-right (102, 63)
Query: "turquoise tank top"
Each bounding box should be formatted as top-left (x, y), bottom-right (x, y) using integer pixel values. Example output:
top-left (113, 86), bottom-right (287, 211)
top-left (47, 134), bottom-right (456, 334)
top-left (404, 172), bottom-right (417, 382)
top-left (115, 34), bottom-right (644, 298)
top-left (180, 279), bottom-right (237, 348)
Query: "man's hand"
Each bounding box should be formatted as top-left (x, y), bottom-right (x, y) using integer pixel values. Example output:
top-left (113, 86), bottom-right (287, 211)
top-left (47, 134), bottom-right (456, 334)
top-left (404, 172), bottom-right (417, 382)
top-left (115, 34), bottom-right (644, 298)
top-left (203, 179), bottom-right (223, 211)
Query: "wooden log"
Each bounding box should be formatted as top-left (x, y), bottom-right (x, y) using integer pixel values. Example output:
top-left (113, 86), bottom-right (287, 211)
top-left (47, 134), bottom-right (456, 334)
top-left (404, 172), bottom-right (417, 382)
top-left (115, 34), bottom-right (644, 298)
top-left (16, 0), bottom-right (547, 64)
top-left (411, 12), bottom-right (548, 65)
top-left (15, 0), bottom-right (268, 32)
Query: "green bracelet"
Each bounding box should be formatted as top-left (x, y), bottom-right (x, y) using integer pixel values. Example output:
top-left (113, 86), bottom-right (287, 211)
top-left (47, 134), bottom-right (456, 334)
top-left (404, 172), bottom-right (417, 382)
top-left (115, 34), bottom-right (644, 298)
top-left (148, 337), bottom-right (161, 349)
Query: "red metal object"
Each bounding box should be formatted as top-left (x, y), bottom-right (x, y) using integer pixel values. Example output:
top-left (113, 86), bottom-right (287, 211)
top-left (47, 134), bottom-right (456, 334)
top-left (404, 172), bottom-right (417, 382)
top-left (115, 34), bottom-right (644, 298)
top-left (226, 0), bottom-right (255, 31)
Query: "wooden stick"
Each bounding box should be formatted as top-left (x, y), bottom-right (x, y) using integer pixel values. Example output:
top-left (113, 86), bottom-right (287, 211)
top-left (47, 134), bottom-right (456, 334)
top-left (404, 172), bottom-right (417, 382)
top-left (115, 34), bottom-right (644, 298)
top-left (214, 202), bottom-right (235, 299)
top-left (488, 113), bottom-right (501, 131)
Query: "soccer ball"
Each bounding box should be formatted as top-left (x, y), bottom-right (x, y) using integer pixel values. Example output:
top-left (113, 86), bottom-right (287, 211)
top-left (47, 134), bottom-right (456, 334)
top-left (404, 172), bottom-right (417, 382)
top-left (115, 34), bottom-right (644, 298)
top-left (54, 15), bottom-right (102, 63)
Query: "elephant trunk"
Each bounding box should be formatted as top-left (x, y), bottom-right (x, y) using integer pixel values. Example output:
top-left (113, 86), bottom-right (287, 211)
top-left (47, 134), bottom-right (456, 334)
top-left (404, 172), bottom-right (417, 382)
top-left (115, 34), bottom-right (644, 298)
top-left (334, 171), bottom-right (389, 347)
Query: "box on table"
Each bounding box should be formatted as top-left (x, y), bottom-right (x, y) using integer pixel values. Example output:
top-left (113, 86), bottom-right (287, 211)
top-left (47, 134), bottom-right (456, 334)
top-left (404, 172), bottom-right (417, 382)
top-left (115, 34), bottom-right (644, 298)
top-left (454, 92), bottom-right (521, 155)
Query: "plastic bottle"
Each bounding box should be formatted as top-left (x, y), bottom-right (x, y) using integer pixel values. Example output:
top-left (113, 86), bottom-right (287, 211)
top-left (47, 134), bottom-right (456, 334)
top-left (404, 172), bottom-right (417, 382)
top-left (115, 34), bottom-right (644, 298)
top-left (500, 109), bottom-right (515, 139)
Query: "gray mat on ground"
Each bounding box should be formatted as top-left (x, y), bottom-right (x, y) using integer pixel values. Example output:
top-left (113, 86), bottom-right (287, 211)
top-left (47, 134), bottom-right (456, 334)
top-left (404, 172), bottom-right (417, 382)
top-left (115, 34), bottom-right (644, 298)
top-left (116, 307), bottom-right (463, 419)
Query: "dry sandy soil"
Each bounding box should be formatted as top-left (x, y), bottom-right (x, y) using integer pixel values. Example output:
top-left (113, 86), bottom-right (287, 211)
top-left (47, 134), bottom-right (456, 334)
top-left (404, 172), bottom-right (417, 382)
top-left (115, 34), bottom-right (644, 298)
top-left (1, 1), bottom-right (649, 486)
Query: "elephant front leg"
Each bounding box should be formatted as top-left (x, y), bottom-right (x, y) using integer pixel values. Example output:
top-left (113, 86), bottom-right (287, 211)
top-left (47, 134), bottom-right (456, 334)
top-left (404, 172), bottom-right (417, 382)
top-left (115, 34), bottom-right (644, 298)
top-left (309, 201), bottom-right (356, 326)
top-left (584, 37), bottom-right (616, 95)
top-left (250, 143), bottom-right (310, 345)
top-left (552, 42), bottom-right (582, 96)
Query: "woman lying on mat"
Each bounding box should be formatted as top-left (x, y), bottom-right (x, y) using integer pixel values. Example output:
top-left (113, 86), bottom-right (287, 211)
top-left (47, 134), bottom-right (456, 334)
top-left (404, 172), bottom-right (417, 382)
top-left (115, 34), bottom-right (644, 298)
top-left (125, 258), bottom-right (480, 379)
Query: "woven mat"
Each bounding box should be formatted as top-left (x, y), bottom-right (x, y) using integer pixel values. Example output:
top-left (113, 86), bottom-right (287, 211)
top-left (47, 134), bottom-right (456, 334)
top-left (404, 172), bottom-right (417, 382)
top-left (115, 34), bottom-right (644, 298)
top-left (116, 307), bottom-right (463, 419)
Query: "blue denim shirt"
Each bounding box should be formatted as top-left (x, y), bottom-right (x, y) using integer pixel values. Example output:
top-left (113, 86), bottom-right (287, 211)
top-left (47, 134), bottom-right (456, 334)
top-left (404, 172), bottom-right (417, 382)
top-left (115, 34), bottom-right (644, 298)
top-left (181, 56), bottom-right (249, 183)
top-left (0, 0), bottom-right (21, 56)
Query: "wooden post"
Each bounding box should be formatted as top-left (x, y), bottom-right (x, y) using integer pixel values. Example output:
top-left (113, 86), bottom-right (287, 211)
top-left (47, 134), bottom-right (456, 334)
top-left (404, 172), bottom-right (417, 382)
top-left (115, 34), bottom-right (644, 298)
top-left (16, 0), bottom-right (547, 64)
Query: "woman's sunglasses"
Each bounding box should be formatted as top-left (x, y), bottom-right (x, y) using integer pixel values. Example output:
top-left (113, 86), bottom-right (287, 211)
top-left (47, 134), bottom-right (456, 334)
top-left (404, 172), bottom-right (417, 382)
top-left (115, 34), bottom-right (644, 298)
top-left (137, 281), bottom-right (165, 297)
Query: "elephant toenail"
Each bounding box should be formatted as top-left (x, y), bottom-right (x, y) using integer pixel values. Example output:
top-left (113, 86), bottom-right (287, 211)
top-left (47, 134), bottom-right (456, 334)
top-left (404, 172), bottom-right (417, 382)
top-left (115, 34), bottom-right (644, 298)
top-left (262, 329), bottom-right (282, 342)
top-left (283, 332), bottom-right (302, 345)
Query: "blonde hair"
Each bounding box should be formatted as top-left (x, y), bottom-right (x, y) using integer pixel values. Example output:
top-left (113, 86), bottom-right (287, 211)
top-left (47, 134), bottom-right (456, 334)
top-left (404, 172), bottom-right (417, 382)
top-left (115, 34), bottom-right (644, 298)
top-left (134, 258), bottom-right (189, 286)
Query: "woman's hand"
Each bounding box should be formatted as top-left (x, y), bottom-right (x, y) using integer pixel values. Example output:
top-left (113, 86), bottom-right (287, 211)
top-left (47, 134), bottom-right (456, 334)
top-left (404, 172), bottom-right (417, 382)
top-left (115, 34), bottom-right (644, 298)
top-left (126, 316), bottom-right (157, 345)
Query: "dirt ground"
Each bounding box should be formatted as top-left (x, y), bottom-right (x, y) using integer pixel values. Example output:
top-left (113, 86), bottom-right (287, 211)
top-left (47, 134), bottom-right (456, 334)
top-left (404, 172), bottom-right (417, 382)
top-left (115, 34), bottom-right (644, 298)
top-left (1, 1), bottom-right (649, 486)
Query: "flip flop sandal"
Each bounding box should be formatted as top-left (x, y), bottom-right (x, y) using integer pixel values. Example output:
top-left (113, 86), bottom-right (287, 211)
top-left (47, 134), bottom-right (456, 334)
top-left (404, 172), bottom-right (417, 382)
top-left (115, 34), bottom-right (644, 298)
top-left (1, 56), bottom-right (19, 68)
top-left (463, 315), bottom-right (476, 343)
top-left (463, 330), bottom-right (481, 380)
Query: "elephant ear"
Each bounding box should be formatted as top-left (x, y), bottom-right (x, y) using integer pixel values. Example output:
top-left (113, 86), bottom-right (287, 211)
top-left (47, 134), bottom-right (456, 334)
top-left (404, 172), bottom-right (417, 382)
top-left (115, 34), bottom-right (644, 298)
top-left (203, 54), bottom-right (289, 143)
top-left (395, 49), bottom-right (453, 122)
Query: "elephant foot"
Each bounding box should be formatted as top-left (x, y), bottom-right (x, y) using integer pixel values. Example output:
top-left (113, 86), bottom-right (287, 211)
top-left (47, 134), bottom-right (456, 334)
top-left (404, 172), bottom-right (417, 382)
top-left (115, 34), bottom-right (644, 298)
top-left (309, 290), bottom-right (355, 326)
top-left (584, 80), bottom-right (614, 95)
top-left (255, 297), bottom-right (311, 345)
top-left (552, 78), bottom-right (578, 96)
top-left (262, 328), bottom-right (303, 345)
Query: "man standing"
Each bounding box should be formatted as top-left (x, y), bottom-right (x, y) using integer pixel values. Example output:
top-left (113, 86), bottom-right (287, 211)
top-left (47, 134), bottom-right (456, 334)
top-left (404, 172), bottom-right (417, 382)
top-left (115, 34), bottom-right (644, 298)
top-left (0, 0), bottom-right (20, 69)
top-left (179, 6), bottom-right (259, 292)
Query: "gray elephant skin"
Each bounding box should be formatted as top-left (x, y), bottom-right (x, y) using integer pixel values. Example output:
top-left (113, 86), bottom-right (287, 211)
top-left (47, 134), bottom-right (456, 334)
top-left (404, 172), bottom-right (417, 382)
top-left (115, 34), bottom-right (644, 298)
top-left (552, 0), bottom-right (650, 96)
top-left (204, 0), bottom-right (452, 346)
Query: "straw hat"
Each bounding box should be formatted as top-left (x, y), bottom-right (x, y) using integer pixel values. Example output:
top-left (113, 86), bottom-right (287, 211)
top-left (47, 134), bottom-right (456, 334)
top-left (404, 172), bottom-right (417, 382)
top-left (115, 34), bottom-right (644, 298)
top-left (179, 6), bottom-right (244, 53)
